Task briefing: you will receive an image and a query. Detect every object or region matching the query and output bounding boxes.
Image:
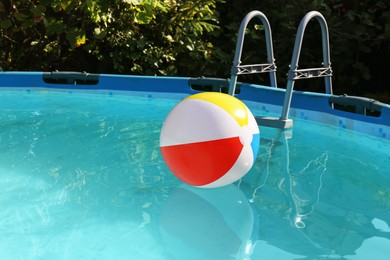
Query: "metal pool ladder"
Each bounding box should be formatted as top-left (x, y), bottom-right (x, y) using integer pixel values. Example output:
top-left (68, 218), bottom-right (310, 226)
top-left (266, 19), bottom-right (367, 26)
top-left (228, 10), bottom-right (277, 95)
top-left (229, 11), bottom-right (333, 129)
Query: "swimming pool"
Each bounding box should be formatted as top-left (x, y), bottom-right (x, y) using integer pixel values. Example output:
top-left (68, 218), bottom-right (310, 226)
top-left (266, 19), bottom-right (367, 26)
top-left (1, 72), bottom-right (390, 259)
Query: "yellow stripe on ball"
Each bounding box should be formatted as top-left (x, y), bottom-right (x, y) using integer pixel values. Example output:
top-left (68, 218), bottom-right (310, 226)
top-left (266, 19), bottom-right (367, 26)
top-left (185, 92), bottom-right (248, 127)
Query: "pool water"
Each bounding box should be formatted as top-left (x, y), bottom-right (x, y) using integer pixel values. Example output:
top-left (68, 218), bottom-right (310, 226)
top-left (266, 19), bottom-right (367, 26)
top-left (1, 90), bottom-right (389, 259)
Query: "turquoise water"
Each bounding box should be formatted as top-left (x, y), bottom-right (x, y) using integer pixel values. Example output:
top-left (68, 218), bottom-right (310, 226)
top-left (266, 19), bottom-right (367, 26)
top-left (0, 90), bottom-right (389, 259)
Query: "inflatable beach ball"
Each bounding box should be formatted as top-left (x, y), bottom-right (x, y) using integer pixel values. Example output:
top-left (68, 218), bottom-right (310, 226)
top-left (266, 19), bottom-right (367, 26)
top-left (160, 92), bottom-right (260, 188)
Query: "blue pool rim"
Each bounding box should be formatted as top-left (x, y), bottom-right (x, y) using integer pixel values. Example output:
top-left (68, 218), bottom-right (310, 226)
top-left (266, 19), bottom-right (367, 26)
top-left (1, 71), bottom-right (389, 140)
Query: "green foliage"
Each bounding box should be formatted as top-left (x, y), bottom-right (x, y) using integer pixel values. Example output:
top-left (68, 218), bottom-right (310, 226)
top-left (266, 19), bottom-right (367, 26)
top-left (0, 0), bottom-right (223, 75)
top-left (0, 0), bottom-right (388, 100)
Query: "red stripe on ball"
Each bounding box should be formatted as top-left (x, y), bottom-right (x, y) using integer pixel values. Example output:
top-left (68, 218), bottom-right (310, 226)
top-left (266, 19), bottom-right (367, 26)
top-left (160, 137), bottom-right (243, 186)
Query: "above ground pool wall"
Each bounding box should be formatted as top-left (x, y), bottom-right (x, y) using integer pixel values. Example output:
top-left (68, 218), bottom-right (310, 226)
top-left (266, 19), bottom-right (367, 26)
top-left (237, 83), bottom-right (390, 139)
top-left (0, 72), bottom-right (389, 139)
top-left (0, 72), bottom-right (194, 94)
top-left (238, 82), bottom-right (390, 123)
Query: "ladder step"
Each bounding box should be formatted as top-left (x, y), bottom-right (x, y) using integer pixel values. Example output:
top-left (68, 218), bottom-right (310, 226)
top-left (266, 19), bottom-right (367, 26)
top-left (288, 67), bottom-right (332, 80)
top-left (255, 116), bottom-right (293, 129)
top-left (234, 63), bottom-right (277, 75)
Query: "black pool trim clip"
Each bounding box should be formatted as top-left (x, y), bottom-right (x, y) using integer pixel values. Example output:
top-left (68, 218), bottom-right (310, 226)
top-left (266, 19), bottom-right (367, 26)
top-left (329, 94), bottom-right (385, 117)
top-left (43, 71), bottom-right (99, 85)
top-left (189, 77), bottom-right (241, 94)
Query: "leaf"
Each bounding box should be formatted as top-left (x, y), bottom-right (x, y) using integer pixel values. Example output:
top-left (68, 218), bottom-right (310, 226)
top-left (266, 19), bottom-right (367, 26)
top-left (94, 27), bottom-right (107, 39)
top-left (125, 0), bottom-right (140, 5)
top-left (46, 19), bottom-right (64, 36)
top-left (164, 35), bottom-right (174, 43)
top-left (135, 10), bottom-right (154, 24)
top-left (43, 41), bottom-right (59, 53)
top-left (75, 34), bottom-right (87, 47)
top-left (13, 12), bottom-right (28, 22)
top-left (60, 1), bottom-right (73, 11)
top-left (66, 29), bottom-right (86, 48)
top-left (144, 0), bottom-right (158, 11)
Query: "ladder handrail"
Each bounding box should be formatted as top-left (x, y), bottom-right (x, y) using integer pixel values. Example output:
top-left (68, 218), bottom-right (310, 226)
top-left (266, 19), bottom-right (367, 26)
top-left (280, 11), bottom-right (333, 120)
top-left (228, 10), bottom-right (277, 96)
